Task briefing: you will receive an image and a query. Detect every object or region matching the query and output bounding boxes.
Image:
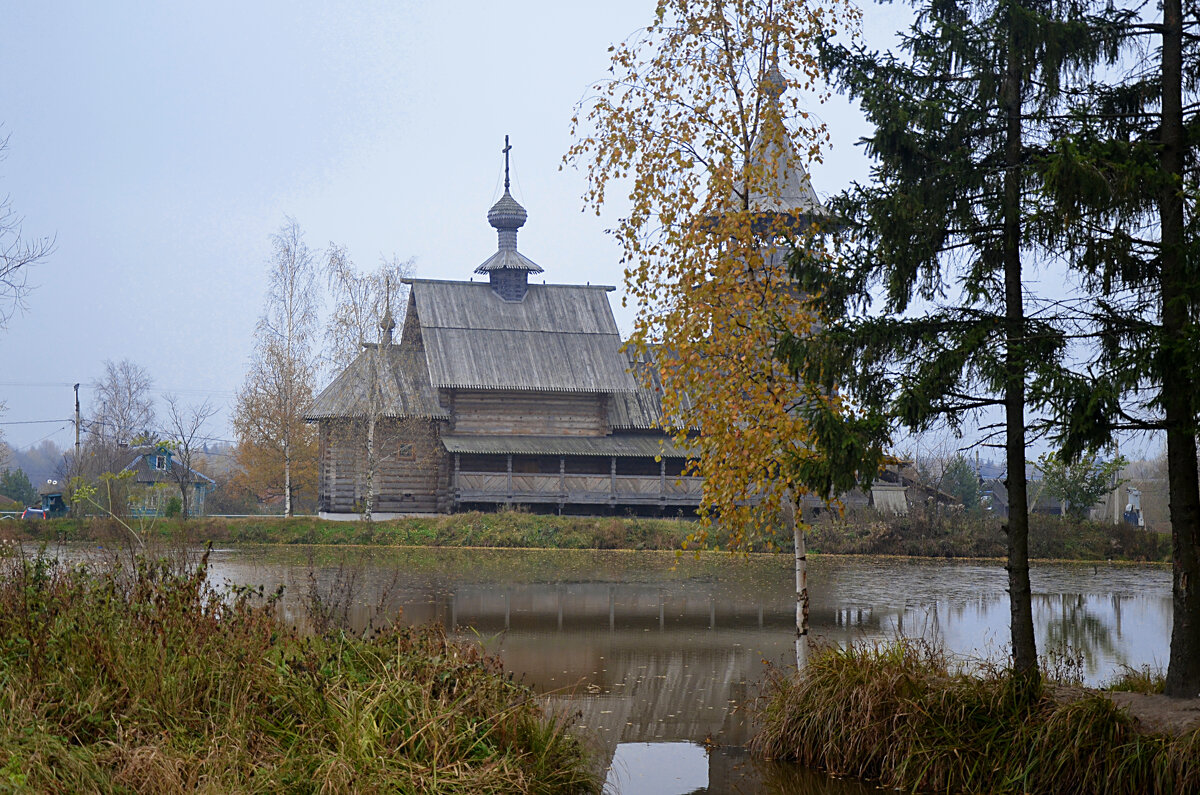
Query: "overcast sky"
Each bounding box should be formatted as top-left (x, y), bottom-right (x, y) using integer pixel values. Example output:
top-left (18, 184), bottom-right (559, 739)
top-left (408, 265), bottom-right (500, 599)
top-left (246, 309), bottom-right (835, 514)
top-left (5, 0), bottom-right (1086, 462)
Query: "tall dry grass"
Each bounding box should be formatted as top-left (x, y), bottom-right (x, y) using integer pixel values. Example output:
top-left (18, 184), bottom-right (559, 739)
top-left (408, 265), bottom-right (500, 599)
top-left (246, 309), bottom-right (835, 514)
top-left (0, 545), bottom-right (597, 793)
top-left (753, 640), bottom-right (1199, 794)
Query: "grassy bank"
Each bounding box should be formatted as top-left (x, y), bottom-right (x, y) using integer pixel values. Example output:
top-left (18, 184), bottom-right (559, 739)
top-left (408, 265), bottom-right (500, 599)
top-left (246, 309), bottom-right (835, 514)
top-left (0, 548), bottom-right (597, 793)
top-left (6, 511), bottom-right (697, 551)
top-left (806, 509), bottom-right (1171, 562)
top-left (2, 508), bottom-right (1171, 561)
top-left (754, 642), bottom-right (1199, 794)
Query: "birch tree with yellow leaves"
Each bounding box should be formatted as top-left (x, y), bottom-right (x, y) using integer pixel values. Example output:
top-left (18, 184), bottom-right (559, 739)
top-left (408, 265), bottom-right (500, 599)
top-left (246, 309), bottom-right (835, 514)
top-left (568, 0), bottom-right (886, 665)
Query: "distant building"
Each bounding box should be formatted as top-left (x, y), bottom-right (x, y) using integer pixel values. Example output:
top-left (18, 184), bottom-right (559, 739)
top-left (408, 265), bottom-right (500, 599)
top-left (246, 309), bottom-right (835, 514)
top-left (307, 146), bottom-right (700, 518)
top-left (35, 480), bottom-right (69, 517)
top-left (118, 445), bottom-right (215, 516)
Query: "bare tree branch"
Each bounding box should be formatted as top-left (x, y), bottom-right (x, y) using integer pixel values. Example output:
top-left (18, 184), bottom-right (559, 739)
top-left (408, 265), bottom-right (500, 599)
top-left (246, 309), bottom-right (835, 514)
top-left (0, 130), bottom-right (54, 331)
top-left (162, 394), bottom-right (218, 518)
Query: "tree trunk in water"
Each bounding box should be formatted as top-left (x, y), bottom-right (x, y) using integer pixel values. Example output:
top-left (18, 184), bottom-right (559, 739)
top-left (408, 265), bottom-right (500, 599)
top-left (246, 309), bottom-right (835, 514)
top-left (785, 494), bottom-right (809, 670)
top-left (1159, 0), bottom-right (1200, 698)
top-left (1002, 18), bottom-right (1038, 681)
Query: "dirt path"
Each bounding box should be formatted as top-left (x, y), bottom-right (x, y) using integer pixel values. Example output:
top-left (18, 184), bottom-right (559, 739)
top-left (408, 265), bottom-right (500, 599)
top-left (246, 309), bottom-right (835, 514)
top-left (1105, 692), bottom-right (1200, 736)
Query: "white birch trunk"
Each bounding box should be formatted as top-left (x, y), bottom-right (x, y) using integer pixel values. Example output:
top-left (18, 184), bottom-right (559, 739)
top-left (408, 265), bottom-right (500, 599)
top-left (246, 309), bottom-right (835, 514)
top-left (284, 452), bottom-right (293, 517)
top-left (785, 492), bottom-right (809, 669)
top-left (365, 413), bottom-right (376, 521)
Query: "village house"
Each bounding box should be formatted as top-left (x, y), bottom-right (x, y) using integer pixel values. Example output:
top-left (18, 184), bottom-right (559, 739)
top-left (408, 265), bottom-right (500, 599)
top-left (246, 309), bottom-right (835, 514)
top-left (118, 444), bottom-right (215, 517)
top-left (307, 148), bottom-right (702, 518)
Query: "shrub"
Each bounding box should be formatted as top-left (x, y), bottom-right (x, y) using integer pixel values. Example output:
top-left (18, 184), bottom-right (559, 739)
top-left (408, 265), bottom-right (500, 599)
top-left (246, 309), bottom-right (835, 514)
top-left (754, 641), bottom-right (1199, 794)
top-left (0, 548), bottom-right (598, 793)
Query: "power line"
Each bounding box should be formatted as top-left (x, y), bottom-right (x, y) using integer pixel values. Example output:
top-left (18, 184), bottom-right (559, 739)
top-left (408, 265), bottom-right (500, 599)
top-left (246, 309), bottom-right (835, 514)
top-left (14, 426), bottom-right (68, 451)
top-left (0, 380), bottom-right (235, 397)
top-left (0, 419), bottom-right (69, 426)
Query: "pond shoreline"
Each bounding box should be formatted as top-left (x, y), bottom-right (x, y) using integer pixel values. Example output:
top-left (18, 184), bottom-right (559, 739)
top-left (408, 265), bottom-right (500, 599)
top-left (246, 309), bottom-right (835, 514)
top-left (6, 540), bottom-right (1178, 792)
top-left (755, 642), bottom-right (1200, 794)
top-left (3, 512), bottom-right (1172, 563)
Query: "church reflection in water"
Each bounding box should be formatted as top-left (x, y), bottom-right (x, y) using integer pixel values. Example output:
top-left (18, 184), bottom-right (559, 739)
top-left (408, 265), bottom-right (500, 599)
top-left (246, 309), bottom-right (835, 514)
top-left (211, 548), bottom-right (1170, 794)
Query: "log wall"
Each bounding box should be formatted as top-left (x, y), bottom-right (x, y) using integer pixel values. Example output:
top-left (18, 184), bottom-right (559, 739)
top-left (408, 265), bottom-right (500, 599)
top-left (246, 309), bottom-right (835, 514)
top-left (319, 418), bottom-right (449, 514)
top-left (449, 390), bottom-right (608, 436)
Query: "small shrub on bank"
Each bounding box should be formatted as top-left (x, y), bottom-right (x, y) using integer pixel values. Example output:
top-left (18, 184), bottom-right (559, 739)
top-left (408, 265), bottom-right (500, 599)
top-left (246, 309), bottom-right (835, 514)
top-left (754, 641), bottom-right (1199, 794)
top-left (0, 548), bottom-right (597, 793)
top-left (1109, 666), bottom-right (1168, 695)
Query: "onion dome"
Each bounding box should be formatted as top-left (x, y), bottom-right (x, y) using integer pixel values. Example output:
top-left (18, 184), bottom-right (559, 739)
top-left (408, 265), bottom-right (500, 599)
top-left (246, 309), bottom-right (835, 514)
top-left (476, 137), bottom-right (542, 300)
top-left (486, 190), bottom-right (528, 232)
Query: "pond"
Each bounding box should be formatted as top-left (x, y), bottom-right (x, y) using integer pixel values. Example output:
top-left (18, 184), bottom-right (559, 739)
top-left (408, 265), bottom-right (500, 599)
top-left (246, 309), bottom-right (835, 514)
top-left (192, 547), bottom-right (1169, 794)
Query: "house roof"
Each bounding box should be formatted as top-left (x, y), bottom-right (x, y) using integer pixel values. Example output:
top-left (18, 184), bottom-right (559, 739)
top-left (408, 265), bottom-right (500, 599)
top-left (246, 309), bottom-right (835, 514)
top-left (118, 448), bottom-right (215, 487)
top-left (985, 478), bottom-right (1065, 512)
top-left (307, 343), bottom-right (447, 420)
top-left (407, 279), bottom-right (637, 393)
top-left (441, 433), bottom-right (696, 459)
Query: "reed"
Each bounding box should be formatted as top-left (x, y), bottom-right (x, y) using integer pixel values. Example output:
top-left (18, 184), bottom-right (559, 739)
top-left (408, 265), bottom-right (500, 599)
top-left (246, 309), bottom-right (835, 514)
top-left (753, 640), bottom-right (1199, 794)
top-left (1108, 665), bottom-right (1167, 694)
top-left (0, 547), bottom-right (598, 793)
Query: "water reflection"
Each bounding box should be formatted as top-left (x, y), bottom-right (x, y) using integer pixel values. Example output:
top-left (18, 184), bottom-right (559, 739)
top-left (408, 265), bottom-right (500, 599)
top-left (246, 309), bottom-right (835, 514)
top-left (192, 548), bottom-right (1169, 793)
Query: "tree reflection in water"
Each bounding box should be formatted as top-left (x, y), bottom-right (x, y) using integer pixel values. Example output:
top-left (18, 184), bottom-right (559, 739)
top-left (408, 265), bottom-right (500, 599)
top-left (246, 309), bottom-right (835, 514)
top-left (196, 548), bottom-right (1170, 794)
top-left (1038, 593), bottom-right (1122, 678)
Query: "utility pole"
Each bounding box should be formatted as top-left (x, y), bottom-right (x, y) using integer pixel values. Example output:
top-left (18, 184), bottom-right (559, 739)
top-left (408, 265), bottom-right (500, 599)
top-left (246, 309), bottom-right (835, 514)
top-left (1112, 438), bottom-right (1121, 525)
top-left (73, 383), bottom-right (81, 466)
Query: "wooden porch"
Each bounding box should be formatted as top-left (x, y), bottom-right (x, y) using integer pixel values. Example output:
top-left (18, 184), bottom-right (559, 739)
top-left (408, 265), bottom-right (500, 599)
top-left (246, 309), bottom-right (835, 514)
top-left (453, 453), bottom-right (703, 508)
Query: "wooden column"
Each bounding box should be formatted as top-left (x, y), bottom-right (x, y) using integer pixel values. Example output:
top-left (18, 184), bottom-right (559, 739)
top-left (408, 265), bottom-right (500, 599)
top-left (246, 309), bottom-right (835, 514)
top-left (506, 454), bottom-right (513, 502)
top-left (559, 457), bottom-right (566, 503)
top-left (453, 453), bottom-right (460, 503)
top-left (660, 458), bottom-right (666, 501)
top-left (610, 456), bottom-right (617, 502)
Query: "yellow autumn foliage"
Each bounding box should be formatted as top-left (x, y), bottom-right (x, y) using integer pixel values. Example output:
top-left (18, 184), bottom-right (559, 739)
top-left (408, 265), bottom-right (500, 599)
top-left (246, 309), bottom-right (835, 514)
top-left (567, 0), bottom-right (860, 549)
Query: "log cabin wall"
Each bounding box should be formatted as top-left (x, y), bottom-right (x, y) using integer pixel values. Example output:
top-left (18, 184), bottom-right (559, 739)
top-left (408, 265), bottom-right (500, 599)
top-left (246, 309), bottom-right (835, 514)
top-left (449, 390), bottom-right (609, 437)
top-left (319, 417), bottom-right (447, 514)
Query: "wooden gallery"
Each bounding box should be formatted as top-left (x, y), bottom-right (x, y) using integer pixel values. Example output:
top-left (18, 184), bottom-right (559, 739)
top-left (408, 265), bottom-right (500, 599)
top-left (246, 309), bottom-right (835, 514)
top-left (306, 159), bottom-right (701, 518)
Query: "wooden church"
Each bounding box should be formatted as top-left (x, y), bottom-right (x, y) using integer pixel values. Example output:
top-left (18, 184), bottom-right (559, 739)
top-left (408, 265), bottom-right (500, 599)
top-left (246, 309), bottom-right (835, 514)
top-left (307, 147), bottom-right (701, 518)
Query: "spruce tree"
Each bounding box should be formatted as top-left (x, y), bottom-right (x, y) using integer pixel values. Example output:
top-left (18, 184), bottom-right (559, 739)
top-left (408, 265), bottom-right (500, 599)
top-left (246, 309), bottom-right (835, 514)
top-left (0, 468), bottom-right (37, 507)
top-left (791, 0), bottom-right (1122, 680)
top-left (1040, 0), bottom-right (1200, 697)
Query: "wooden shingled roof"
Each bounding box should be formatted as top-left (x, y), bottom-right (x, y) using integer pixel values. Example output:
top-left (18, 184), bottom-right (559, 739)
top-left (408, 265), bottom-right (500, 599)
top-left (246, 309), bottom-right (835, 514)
top-left (607, 347), bottom-right (695, 431)
top-left (407, 279), bottom-right (637, 393)
top-left (306, 344), bottom-right (447, 420)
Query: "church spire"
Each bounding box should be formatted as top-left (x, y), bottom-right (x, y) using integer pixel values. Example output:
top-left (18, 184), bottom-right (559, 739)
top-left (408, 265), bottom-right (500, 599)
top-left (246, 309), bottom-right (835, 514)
top-left (379, 275), bottom-right (395, 346)
top-left (475, 135), bottom-right (543, 301)
top-left (741, 42), bottom-right (826, 226)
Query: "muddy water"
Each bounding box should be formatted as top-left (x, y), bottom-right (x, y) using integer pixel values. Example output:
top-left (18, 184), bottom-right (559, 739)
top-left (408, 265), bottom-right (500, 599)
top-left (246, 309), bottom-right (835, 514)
top-left (196, 547), bottom-right (1169, 794)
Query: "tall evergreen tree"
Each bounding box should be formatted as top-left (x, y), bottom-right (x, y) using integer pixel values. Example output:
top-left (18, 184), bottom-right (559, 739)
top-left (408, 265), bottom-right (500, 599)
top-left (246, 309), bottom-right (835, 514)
top-left (1040, 0), bottom-right (1200, 697)
top-left (0, 468), bottom-right (37, 507)
top-left (791, 0), bottom-right (1122, 680)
